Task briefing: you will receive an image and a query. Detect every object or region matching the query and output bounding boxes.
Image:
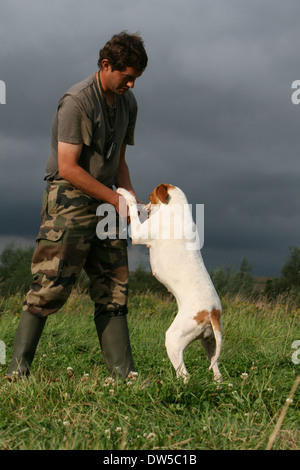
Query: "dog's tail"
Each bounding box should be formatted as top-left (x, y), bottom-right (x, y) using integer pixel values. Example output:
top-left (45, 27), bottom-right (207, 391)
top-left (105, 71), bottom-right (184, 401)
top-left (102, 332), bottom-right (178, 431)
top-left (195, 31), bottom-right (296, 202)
top-left (208, 309), bottom-right (222, 370)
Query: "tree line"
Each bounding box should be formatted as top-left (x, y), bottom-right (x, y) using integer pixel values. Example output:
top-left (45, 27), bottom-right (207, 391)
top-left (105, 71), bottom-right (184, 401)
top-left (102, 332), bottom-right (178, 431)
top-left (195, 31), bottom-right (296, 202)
top-left (0, 243), bottom-right (299, 304)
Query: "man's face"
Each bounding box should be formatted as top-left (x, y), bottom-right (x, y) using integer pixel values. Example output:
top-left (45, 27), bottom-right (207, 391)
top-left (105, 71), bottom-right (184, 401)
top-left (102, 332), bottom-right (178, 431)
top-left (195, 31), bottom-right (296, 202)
top-left (102, 60), bottom-right (143, 95)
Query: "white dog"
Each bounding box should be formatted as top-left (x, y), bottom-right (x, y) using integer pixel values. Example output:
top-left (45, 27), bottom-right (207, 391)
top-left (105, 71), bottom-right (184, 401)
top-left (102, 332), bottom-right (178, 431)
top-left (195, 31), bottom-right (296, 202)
top-left (117, 184), bottom-right (222, 383)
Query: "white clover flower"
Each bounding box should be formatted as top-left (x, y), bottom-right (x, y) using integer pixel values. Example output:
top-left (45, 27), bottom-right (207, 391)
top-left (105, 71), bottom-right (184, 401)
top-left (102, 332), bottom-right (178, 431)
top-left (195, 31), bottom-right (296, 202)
top-left (127, 371), bottom-right (139, 382)
top-left (104, 377), bottom-right (115, 386)
top-left (241, 372), bottom-right (248, 380)
top-left (129, 371), bottom-right (138, 377)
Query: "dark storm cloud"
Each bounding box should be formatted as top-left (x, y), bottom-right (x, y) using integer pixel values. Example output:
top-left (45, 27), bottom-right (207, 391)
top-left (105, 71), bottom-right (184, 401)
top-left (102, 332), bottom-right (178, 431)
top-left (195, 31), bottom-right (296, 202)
top-left (0, 0), bottom-right (299, 275)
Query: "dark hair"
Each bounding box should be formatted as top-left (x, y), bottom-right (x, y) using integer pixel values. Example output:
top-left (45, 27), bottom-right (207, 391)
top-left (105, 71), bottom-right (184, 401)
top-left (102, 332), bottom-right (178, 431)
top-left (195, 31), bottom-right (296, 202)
top-left (98, 31), bottom-right (148, 72)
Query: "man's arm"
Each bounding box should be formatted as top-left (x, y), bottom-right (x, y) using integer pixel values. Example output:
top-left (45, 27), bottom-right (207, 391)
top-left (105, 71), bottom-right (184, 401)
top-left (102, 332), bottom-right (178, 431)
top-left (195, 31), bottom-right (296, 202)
top-left (57, 141), bottom-right (122, 212)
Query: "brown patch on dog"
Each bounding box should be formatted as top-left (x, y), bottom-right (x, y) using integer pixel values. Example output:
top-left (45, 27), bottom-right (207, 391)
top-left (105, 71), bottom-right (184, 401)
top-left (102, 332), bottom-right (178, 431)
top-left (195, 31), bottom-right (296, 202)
top-left (210, 309), bottom-right (221, 332)
top-left (193, 309), bottom-right (221, 331)
top-left (193, 310), bottom-right (210, 325)
top-left (149, 184), bottom-right (175, 205)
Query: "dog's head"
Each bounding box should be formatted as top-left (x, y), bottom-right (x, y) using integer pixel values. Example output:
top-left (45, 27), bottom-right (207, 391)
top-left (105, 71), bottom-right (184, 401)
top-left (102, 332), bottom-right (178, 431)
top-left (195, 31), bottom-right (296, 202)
top-left (149, 184), bottom-right (176, 206)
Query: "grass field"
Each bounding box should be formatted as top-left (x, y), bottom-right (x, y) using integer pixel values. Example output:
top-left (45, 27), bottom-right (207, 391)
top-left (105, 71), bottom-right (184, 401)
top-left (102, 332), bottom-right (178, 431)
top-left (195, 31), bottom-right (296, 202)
top-left (0, 289), bottom-right (299, 451)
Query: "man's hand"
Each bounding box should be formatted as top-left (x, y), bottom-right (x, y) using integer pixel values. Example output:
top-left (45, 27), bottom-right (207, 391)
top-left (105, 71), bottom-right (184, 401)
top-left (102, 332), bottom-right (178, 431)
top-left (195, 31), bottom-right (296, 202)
top-left (114, 194), bottom-right (129, 220)
top-left (116, 187), bottom-right (148, 223)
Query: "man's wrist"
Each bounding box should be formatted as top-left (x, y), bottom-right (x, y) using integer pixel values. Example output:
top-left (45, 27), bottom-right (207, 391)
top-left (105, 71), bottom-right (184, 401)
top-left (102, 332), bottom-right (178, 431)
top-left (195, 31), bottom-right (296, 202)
top-left (109, 190), bottom-right (120, 208)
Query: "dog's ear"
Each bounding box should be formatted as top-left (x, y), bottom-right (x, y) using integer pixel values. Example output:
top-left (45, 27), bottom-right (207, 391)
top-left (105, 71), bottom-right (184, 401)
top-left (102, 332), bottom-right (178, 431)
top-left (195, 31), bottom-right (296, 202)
top-left (149, 183), bottom-right (175, 204)
top-left (156, 184), bottom-right (169, 204)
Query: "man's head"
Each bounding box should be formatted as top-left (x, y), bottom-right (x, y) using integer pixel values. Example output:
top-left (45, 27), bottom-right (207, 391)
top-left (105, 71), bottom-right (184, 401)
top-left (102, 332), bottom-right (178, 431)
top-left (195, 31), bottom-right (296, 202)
top-left (98, 31), bottom-right (148, 73)
top-left (98, 31), bottom-right (147, 96)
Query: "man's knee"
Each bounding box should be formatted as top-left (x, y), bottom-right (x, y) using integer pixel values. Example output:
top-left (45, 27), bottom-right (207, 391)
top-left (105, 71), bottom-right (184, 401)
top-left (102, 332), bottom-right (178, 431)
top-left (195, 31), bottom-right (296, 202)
top-left (25, 235), bottom-right (86, 317)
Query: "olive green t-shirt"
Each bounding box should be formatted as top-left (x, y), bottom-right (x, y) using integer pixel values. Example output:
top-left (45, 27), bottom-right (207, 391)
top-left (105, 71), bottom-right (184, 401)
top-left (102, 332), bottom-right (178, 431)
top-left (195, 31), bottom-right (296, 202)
top-left (44, 73), bottom-right (138, 187)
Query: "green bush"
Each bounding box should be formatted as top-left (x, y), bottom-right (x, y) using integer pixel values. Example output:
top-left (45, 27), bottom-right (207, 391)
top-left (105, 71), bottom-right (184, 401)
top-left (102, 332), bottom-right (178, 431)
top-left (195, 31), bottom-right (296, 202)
top-left (265, 246), bottom-right (300, 303)
top-left (0, 243), bottom-right (34, 296)
top-left (209, 257), bottom-right (255, 298)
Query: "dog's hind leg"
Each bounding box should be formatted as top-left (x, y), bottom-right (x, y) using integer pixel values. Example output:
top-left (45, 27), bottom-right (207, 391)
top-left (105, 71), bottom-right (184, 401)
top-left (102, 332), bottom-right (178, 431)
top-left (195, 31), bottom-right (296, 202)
top-left (165, 326), bottom-right (191, 384)
top-left (200, 336), bottom-right (222, 382)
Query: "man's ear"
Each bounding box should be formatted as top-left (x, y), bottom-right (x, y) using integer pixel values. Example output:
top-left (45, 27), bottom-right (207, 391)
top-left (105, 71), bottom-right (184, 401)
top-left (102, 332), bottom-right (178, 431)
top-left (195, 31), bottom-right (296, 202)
top-left (101, 59), bottom-right (111, 71)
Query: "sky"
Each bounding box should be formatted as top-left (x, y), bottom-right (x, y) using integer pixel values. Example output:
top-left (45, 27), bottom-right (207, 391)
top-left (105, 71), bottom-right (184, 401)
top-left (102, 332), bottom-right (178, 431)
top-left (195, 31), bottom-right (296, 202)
top-left (0, 0), bottom-right (299, 276)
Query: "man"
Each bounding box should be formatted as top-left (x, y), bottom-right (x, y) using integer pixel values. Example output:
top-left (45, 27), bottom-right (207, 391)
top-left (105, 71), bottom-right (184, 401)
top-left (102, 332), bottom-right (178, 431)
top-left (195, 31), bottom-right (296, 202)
top-left (7, 32), bottom-right (148, 380)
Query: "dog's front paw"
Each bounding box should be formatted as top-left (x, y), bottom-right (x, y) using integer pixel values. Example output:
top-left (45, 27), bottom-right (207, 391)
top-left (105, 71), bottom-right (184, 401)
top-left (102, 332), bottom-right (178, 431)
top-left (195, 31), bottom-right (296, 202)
top-left (116, 188), bottom-right (137, 205)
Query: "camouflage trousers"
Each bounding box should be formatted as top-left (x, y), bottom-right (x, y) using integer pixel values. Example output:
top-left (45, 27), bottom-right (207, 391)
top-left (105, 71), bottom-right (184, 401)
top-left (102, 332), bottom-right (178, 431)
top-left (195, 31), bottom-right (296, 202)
top-left (23, 180), bottom-right (128, 319)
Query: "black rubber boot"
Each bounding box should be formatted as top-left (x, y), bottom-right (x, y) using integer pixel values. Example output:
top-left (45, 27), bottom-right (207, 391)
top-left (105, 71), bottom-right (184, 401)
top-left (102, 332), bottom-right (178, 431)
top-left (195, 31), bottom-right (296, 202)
top-left (6, 310), bottom-right (47, 378)
top-left (94, 314), bottom-right (136, 379)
